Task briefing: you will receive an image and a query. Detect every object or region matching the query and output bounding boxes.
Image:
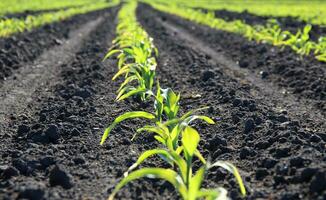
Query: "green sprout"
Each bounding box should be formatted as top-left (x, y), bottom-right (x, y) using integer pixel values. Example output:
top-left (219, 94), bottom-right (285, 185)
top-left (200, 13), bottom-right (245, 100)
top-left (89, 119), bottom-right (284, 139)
top-left (100, 85), bottom-right (214, 146)
top-left (103, 0), bottom-right (158, 101)
top-left (108, 126), bottom-right (246, 200)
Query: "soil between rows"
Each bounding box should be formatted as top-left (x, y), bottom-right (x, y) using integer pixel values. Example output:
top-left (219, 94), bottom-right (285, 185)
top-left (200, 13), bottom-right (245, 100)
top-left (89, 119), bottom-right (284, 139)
top-left (0, 7), bottom-right (111, 84)
top-left (137, 4), bottom-right (326, 200)
top-left (144, 4), bottom-right (326, 113)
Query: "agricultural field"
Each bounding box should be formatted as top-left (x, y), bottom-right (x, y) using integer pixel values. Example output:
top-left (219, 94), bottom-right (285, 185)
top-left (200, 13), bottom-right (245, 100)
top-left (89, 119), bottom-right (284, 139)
top-left (0, 0), bottom-right (325, 199)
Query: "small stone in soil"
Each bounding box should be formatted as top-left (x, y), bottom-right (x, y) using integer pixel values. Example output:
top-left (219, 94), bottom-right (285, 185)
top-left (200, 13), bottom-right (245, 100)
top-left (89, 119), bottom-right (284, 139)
top-left (262, 158), bottom-right (277, 169)
top-left (301, 167), bottom-right (317, 182)
top-left (238, 59), bottom-right (249, 68)
top-left (71, 128), bottom-right (81, 136)
top-left (201, 70), bottom-right (215, 82)
top-left (49, 165), bottom-right (74, 189)
top-left (2, 166), bottom-right (19, 179)
top-left (289, 157), bottom-right (305, 167)
top-left (44, 124), bottom-right (60, 143)
top-left (18, 182), bottom-right (45, 200)
top-left (309, 171), bottom-right (326, 193)
top-left (255, 168), bottom-right (269, 180)
top-left (73, 156), bottom-right (86, 165)
top-left (274, 147), bottom-right (290, 158)
top-left (260, 71), bottom-right (268, 79)
top-left (74, 88), bottom-right (92, 99)
top-left (232, 98), bottom-right (242, 107)
top-left (239, 147), bottom-right (251, 159)
top-left (209, 137), bottom-right (227, 150)
top-left (17, 124), bottom-right (30, 136)
top-left (12, 158), bottom-right (29, 175)
top-left (40, 156), bottom-right (56, 168)
top-left (244, 118), bottom-right (255, 133)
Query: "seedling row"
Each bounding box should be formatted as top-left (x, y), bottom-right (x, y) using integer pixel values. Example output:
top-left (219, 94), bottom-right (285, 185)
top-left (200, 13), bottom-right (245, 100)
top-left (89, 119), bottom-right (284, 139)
top-left (0, 0), bottom-right (119, 37)
top-left (100, 1), bottom-right (246, 199)
top-left (144, 1), bottom-right (326, 62)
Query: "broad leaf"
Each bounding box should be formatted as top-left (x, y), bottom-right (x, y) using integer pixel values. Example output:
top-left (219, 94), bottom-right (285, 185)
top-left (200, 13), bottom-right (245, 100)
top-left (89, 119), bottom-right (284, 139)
top-left (103, 49), bottom-right (121, 61)
top-left (182, 126), bottom-right (200, 157)
top-left (124, 149), bottom-right (174, 177)
top-left (108, 168), bottom-right (187, 200)
top-left (188, 166), bottom-right (206, 200)
top-left (117, 87), bottom-right (147, 101)
top-left (209, 161), bottom-right (246, 196)
top-left (100, 111), bottom-right (155, 145)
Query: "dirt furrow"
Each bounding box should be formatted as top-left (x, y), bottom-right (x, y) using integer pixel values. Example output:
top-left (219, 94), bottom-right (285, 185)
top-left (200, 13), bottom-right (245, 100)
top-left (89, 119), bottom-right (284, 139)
top-left (0, 8), bottom-right (109, 83)
top-left (0, 8), bottom-right (118, 200)
top-left (138, 5), bottom-right (326, 200)
top-left (159, 19), bottom-right (326, 132)
top-left (0, 16), bottom-right (104, 128)
top-left (141, 4), bottom-right (326, 113)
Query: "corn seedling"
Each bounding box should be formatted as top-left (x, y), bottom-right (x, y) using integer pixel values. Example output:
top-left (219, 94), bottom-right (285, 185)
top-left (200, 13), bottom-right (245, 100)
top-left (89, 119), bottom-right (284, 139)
top-left (108, 126), bottom-right (246, 200)
top-left (104, 0), bottom-right (158, 101)
top-left (100, 85), bottom-right (214, 146)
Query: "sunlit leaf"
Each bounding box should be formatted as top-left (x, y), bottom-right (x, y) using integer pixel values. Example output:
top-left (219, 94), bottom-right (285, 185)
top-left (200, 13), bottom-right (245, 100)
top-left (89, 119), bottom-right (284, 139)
top-left (100, 111), bottom-right (155, 145)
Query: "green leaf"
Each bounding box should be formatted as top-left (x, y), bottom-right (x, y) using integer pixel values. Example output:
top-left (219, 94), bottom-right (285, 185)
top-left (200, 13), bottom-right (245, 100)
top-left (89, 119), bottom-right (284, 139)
top-left (154, 135), bottom-right (166, 145)
top-left (134, 125), bottom-right (167, 141)
top-left (124, 149), bottom-right (174, 177)
top-left (184, 115), bottom-right (215, 125)
top-left (100, 111), bottom-right (155, 145)
top-left (116, 85), bottom-right (135, 100)
top-left (112, 66), bottom-right (130, 80)
top-left (188, 166), bottom-right (206, 200)
top-left (122, 48), bottom-right (134, 56)
top-left (182, 126), bottom-right (200, 157)
top-left (103, 49), bottom-right (121, 61)
top-left (209, 161), bottom-right (246, 197)
top-left (169, 151), bottom-right (188, 183)
top-left (117, 75), bottom-right (138, 93)
top-left (108, 168), bottom-right (187, 200)
top-left (117, 87), bottom-right (147, 101)
top-left (117, 53), bottom-right (126, 69)
top-left (197, 188), bottom-right (228, 200)
top-left (180, 107), bottom-right (210, 120)
top-left (194, 149), bottom-right (206, 164)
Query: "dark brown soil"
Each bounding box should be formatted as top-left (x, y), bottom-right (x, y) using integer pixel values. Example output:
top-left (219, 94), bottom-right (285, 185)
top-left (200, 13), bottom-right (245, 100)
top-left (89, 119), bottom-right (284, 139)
top-left (0, 2), bottom-right (325, 200)
top-left (0, 7), bottom-right (110, 83)
top-left (147, 4), bottom-right (326, 112)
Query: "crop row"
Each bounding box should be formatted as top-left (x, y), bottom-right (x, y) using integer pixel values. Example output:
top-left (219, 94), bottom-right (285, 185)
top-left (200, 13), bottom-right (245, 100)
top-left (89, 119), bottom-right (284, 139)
top-left (100, 1), bottom-right (246, 200)
top-left (0, 0), bottom-right (119, 38)
top-left (150, 0), bottom-right (326, 26)
top-left (144, 1), bottom-right (326, 62)
top-left (0, 0), bottom-right (111, 17)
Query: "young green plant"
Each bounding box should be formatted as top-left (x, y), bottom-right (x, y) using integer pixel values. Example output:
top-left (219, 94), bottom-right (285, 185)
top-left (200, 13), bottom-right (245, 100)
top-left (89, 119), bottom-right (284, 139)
top-left (100, 85), bottom-right (214, 147)
top-left (108, 126), bottom-right (246, 200)
top-left (103, 0), bottom-right (158, 101)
